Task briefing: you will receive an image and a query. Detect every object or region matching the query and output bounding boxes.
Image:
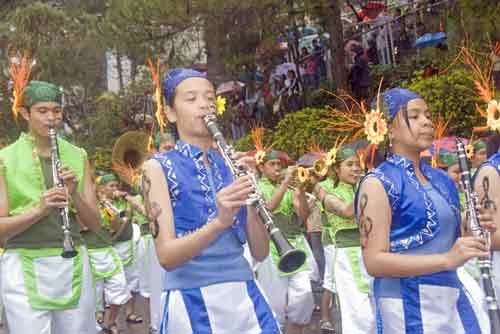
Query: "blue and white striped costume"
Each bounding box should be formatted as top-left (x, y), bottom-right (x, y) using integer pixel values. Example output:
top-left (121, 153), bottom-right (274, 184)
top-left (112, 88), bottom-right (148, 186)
top-left (356, 154), bottom-right (489, 334)
top-left (154, 140), bottom-right (280, 334)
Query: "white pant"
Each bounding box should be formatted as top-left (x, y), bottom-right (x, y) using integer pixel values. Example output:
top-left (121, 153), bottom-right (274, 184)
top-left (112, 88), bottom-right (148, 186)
top-left (89, 248), bottom-right (130, 310)
top-left (139, 236), bottom-right (165, 331)
top-left (2, 247), bottom-right (96, 334)
top-left (113, 240), bottom-right (139, 293)
top-left (256, 255), bottom-right (314, 325)
top-left (323, 245), bottom-right (336, 293)
top-left (335, 247), bottom-right (376, 334)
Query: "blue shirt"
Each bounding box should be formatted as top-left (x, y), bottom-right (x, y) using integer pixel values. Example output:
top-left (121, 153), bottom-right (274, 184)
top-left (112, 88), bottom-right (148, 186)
top-left (154, 140), bottom-right (253, 290)
top-left (376, 183), bottom-right (459, 298)
top-left (356, 154), bottom-right (461, 252)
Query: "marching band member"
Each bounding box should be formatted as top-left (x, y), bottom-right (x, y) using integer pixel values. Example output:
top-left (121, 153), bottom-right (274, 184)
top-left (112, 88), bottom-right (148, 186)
top-left (0, 80), bottom-right (100, 333)
top-left (255, 148), bottom-right (315, 334)
top-left (98, 175), bottom-right (143, 324)
top-left (355, 88), bottom-right (492, 333)
top-left (471, 139), bottom-right (488, 170)
top-left (315, 144), bottom-right (376, 333)
top-left (142, 68), bottom-right (280, 334)
top-left (82, 174), bottom-right (130, 334)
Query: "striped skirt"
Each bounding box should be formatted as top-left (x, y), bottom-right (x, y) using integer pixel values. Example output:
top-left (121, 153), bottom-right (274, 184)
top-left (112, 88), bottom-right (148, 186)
top-left (160, 280), bottom-right (280, 334)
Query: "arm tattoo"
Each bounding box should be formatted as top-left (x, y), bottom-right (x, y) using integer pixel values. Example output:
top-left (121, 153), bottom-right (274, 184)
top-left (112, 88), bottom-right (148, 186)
top-left (142, 172), bottom-right (162, 238)
top-left (358, 193), bottom-right (373, 249)
top-left (482, 176), bottom-right (497, 211)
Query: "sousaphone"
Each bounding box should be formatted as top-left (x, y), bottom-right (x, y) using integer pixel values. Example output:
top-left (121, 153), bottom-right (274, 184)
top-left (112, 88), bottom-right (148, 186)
top-left (111, 131), bottom-right (150, 188)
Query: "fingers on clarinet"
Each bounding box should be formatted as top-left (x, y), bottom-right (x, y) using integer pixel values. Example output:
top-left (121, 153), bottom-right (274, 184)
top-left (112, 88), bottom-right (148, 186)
top-left (475, 251), bottom-right (491, 260)
top-left (235, 174), bottom-right (252, 184)
top-left (479, 221), bottom-right (497, 232)
top-left (470, 238), bottom-right (489, 252)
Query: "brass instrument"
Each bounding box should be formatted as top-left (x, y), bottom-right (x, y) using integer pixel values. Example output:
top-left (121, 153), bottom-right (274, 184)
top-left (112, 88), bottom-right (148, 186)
top-left (101, 199), bottom-right (128, 222)
top-left (48, 127), bottom-right (78, 258)
top-left (111, 131), bottom-right (150, 189)
top-left (290, 159), bottom-right (329, 186)
top-left (100, 198), bottom-right (131, 240)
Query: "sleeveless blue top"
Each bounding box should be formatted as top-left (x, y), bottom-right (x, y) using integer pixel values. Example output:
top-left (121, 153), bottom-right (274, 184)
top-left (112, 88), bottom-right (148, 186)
top-left (376, 183), bottom-right (459, 298)
top-left (153, 140), bottom-right (253, 290)
top-left (355, 155), bottom-right (481, 333)
top-left (355, 154), bottom-right (461, 252)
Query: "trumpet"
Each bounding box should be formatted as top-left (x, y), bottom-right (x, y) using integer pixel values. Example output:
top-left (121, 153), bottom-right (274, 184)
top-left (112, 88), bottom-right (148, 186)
top-left (100, 198), bottom-right (132, 240)
top-left (204, 114), bottom-right (306, 273)
top-left (48, 127), bottom-right (78, 259)
top-left (288, 159), bottom-right (329, 186)
top-left (101, 199), bottom-right (128, 222)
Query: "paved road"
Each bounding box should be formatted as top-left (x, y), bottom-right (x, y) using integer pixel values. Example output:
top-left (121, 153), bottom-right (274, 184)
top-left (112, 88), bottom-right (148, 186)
top-left (0, 293), bottom-right (340, 334)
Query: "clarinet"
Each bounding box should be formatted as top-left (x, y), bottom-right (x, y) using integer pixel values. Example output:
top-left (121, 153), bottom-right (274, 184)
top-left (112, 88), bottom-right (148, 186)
top-left (49, 127), bottom-right (78, 259)
top-left (203, 114), bottom-right (306, 273)
top-left (456, 138), bottom-right (500, 333)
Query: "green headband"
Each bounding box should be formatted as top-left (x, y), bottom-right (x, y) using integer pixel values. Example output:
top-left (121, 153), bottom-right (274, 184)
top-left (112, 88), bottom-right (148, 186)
top-left (264, 149), bottom-right (280, 162)
top-left (98, 174), bottom-right (117, 186)
top-left (473, 140), bottom-right (487, 151)
top-left (23, 80), bottom-right (63, 108)
top-left (439, 152), bottom-right (458, 168)
top-left (337, 146), bottom-right (356, 162)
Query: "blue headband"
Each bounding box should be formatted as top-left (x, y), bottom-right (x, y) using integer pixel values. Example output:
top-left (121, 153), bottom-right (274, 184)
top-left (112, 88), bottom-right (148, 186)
top-left (371, 88), bottom-right (422, 121)
top-left (162, 68), bottom-right (207, 106)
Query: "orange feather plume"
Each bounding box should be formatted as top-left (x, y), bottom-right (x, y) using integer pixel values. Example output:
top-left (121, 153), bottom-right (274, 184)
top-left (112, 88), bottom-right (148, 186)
top-left (147, 58), bottom-right (166, 134)
top-left (431, 116), bottom-right (450, 168)
top-left (461, 46), bottom-right (500, 132)
top-left (325, 78), bottom-right (386, 144)
top-left (9, 51), bottom-right (35, 120)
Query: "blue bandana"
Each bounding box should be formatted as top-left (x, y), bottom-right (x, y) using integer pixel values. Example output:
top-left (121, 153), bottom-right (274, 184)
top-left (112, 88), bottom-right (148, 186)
top-left (162, 68), bottom-right (207, 106)
top-left (372, 88), bottom-right (422, 121)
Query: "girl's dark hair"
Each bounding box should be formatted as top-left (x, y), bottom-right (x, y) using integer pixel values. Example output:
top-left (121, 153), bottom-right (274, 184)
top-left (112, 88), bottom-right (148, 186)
top-left (487, 132), bottom-right (500, 158)
top-left (167, 121), bottom-right (179, 142)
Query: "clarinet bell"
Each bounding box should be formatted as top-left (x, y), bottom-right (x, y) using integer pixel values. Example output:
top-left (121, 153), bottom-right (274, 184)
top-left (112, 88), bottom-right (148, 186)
top-left (278, 248), bottom-right (307, 273)
top-left (61, 248), bottom-right (78, 259)
top-left (271, 228), bottom-right (307, 273)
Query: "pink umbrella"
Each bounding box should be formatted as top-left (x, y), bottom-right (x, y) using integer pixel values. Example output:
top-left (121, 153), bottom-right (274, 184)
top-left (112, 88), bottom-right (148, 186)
top-left (216, 81), bottom-right (245, 95)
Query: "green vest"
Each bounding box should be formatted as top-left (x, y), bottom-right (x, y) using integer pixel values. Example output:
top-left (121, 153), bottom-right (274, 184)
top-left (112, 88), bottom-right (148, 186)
top-left (81, 208), bottom-right (113, 249)
top-left (319, 179), bottom-right (359, 247)
top-left (112, 198), bottom-right (134, 243)
top-left (258, 178), bottom-right (303, 238)
top-left (0, 133), bottom-right (87, 249)
top-left (131, 195), bottom-right (151, 235)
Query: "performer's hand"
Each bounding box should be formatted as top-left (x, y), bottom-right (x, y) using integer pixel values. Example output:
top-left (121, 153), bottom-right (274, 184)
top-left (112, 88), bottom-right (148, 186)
top-left (215, 175), bottom-right (254, 229)
top-left (59, 166), bottom-right (78, 195)
top-left (39, 187), bottom-right (69, 215)
top-left (233, 151), bottom-right (256, 172)
top-left (476, 205), bottom-right (497, 234)
top-left (112, 190), bottom-right (128, 199)
top-left (283, 166), bottom-right (296, 186)
top-left (444, 236), bottom-right (489, 269)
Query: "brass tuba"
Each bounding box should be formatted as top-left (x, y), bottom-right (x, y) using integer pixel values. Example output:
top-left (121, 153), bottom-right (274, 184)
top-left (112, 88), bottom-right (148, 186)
top-left (111, 131), bottom-right (150, 189)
